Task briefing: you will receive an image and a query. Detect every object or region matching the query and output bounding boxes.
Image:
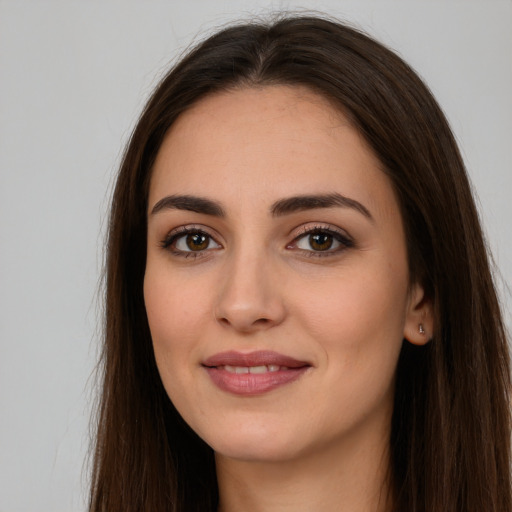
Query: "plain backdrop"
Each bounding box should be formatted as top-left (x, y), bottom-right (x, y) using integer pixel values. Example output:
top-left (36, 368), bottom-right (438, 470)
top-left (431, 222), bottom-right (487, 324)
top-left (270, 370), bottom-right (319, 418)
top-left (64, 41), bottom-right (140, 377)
top-left (0, 1), bottom-right (510, 510)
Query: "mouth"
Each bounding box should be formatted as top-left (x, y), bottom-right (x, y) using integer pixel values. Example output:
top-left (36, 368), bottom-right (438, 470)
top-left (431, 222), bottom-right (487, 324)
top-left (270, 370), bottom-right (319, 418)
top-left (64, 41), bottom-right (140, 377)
top-left (202, 351), bottom-right (311, 395)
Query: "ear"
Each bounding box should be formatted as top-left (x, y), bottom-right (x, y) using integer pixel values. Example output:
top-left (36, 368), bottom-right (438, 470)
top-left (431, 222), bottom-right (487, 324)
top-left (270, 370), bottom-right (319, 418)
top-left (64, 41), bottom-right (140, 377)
top-left (403, 282), bottom-right (433, 346)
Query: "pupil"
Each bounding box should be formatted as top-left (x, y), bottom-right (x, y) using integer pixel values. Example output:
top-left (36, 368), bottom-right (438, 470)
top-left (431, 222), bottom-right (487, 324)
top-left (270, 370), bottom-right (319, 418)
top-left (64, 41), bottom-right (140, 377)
top-left (310, 233), bottom-right (333, 251)
top-left (186, 233), bottom-right (208, 251)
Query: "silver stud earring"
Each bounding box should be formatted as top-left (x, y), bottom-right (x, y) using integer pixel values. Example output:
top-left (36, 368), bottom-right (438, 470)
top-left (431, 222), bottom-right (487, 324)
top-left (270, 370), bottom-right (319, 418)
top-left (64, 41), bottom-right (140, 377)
top-left (418, 323), bottom-right (425, 335)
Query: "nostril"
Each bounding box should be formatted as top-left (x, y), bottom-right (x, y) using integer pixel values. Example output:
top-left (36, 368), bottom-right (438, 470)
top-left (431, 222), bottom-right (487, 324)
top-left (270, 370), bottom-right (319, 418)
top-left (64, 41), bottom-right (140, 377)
top-left (216, 315), bottom-right (273, 331)
top-left (253, 318), bottom-right (271, 326)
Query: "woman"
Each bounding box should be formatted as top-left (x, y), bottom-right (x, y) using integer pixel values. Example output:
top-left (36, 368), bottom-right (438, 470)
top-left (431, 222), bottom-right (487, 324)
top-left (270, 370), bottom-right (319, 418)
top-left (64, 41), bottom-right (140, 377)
top-left (89, 15), bottom-right (511, 512)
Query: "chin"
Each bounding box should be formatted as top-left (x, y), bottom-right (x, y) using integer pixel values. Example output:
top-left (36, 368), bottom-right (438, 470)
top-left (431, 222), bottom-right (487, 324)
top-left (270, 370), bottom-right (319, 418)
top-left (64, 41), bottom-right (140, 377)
top-left (205, 424), bottom-right (305, 464)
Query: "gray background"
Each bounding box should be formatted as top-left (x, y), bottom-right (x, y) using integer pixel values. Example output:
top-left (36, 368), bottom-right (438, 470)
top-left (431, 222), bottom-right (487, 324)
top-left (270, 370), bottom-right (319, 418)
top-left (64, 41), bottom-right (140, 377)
top-left (1, 1), bottom-right (510, 510)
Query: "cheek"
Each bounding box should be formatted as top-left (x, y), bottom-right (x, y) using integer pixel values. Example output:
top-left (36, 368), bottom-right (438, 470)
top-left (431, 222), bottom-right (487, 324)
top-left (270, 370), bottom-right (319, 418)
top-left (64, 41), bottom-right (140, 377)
top-left (144, 268), bottom-right (210, 338)
top-left (292, 261), bottom-right (408, 380)
top-left (298, 271), bottom-right (406, 335)
top-left (143, 270), bottom-right (212, 384)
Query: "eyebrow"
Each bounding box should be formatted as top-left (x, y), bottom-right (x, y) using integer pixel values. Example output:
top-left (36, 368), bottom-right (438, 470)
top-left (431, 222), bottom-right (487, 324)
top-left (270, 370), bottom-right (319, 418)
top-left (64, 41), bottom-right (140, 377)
top-left (270, 193), bottom-right (373, 220)
top-left (150, 192), bottom-right (372, 221)
top-left (151, 195), bottom-right (225, 216)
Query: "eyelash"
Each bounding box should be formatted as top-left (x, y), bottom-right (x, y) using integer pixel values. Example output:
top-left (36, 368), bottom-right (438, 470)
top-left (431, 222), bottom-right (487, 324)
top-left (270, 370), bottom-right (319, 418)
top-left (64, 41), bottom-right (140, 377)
top-left (160, 224), bottom-right (354, 259)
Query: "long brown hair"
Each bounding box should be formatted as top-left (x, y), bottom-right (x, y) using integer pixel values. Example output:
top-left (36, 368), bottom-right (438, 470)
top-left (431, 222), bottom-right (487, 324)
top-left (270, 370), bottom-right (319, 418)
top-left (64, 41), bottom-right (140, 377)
top-left (89, 15), bottom-right (511, 512)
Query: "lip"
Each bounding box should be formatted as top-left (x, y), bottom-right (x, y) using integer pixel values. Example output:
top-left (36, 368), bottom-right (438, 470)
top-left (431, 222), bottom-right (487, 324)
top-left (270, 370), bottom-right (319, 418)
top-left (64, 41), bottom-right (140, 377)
top-left (202, 350), bottom-right (311, 396)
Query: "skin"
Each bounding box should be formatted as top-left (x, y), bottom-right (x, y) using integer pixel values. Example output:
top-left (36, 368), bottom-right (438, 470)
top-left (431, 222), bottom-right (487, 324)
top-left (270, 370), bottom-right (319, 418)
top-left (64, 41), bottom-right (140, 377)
top-left (144, 85), bottom-right (432, 512)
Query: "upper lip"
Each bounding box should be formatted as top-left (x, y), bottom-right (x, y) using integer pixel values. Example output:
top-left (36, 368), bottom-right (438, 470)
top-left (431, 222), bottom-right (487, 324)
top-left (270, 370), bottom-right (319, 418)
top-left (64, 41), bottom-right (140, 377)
top-left (202, 350), bottom-right (310, 368)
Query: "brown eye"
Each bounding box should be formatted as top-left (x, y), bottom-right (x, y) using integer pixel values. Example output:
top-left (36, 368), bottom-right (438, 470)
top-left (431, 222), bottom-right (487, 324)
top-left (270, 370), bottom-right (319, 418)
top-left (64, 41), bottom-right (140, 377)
top-left (309, 232), bottom-right (333, 251)
top-left (186, 233), bottom-right (209, 251)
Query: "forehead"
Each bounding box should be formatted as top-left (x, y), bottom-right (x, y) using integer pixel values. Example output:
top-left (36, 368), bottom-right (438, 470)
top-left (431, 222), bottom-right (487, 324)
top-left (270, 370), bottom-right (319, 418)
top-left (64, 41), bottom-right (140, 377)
top-left (149, 85), bottom-right (396, 220)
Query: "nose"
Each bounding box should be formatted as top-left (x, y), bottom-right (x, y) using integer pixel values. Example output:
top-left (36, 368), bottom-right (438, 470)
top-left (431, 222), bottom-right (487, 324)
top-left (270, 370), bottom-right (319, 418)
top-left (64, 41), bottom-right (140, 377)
top-left (214, 252), bottom-right (286, 333)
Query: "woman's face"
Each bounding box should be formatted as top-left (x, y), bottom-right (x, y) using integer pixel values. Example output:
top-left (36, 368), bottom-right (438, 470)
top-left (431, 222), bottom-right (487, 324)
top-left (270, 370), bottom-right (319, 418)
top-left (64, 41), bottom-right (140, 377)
top-left (144, 86), bottom-right (428, 463)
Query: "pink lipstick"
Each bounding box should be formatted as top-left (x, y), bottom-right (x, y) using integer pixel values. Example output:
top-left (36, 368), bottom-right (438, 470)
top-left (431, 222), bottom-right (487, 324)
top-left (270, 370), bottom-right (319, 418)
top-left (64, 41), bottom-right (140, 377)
top-left (202, 350), bottom-right (310, 395)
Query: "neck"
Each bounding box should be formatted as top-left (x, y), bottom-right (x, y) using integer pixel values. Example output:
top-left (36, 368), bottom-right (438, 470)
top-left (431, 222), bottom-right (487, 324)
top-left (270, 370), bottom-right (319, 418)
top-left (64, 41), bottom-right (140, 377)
top-left (215, 423), bottom-right (393, 512)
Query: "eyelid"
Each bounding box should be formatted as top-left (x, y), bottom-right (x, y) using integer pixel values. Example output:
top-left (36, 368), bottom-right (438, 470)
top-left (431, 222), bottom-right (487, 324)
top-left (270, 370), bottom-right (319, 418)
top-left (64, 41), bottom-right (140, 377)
top-left (292, 222), bottom-right (350, 237)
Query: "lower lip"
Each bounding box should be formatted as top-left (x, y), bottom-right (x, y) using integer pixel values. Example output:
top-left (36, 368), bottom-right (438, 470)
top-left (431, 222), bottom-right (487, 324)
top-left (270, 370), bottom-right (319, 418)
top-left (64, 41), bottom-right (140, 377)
top-left (204, 367), bottom-right (309, 395)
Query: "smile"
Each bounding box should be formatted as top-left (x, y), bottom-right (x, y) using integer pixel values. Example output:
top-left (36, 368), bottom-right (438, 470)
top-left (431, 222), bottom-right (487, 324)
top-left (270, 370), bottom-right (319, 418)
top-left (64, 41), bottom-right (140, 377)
top-left (202, 351), bottom-right (311, 395)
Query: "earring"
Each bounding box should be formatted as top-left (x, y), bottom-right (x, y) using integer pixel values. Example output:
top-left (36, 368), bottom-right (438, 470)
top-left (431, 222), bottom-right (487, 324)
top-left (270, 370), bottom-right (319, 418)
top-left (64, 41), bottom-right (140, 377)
top-left (418, 323), bottom-right (425, 335)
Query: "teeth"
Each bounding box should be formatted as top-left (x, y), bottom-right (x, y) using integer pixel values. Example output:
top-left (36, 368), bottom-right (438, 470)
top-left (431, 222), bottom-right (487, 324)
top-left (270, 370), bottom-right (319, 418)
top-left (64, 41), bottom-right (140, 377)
top-left (224, 365), bottom-right (248, 374)
top-left (249, 365), bottom-right (267, 374)
top-left (222, 365), bottom-right (286, 374)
